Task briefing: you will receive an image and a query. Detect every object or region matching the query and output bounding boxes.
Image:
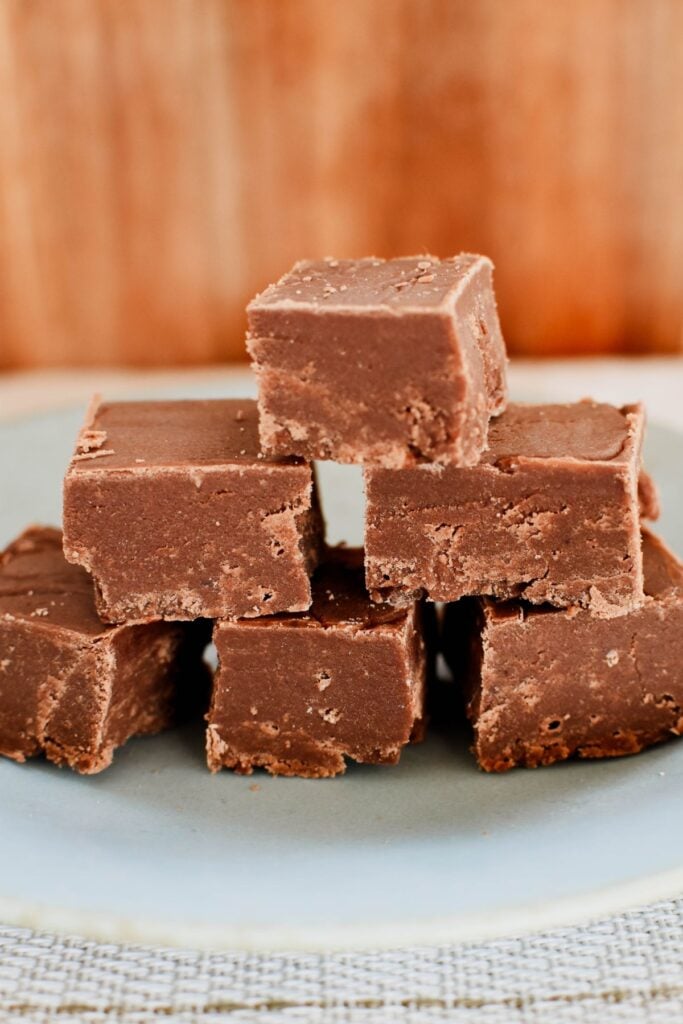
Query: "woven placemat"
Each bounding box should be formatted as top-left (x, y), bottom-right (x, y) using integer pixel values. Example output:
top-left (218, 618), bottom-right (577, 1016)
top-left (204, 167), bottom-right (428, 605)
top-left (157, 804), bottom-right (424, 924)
top-left (1, 898), bottom-right (683, 1022)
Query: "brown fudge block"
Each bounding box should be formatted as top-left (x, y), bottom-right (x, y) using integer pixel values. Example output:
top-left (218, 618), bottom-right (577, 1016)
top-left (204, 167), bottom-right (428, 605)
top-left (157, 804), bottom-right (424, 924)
top-left (0, 527), bottom-right (208, 774)
top-left (443, 529), bottom-right (683, 772)
top-left (247, 254), bottom-right (507, 468)
top-left (365, 400), bottom-right (657, 617)
top-left (63, 399), bottom-right (324, 623)
top-left (208, 549), bottom-right (429, 778)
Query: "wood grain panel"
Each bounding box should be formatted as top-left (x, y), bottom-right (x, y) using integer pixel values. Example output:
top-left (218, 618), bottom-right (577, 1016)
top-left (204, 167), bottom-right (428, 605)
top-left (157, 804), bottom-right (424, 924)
top-left (0, 0), bottom-right (682, 367)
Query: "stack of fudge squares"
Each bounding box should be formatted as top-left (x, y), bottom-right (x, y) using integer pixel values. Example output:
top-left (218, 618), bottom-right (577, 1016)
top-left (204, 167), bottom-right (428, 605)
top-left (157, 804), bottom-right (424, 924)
top-left (1, 254), bottom-right (682, 778)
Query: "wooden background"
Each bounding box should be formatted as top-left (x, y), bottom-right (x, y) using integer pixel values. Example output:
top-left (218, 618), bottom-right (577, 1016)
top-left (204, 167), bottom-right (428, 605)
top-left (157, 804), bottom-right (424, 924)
top-left (1, 0), bottom-right (683, 368)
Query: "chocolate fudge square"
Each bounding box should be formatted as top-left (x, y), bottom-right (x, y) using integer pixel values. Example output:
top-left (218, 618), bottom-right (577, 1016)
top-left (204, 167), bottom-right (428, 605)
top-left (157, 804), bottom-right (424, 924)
top-left (208, 549), bottom-right (429, 778)
top-left (443, 529), bottom-right (683, 772)
top-left (63, 399), bottom-right (323, 623)
top-left (247, 254), bottom-right (507, 468)
top-left (0, 527), bottom-right (208, 773)
top-left (366, 401), bottom-right (656, 617)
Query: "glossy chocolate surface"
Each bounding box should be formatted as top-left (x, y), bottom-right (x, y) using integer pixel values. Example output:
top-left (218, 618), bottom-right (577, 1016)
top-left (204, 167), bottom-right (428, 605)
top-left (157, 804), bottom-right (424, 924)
top-left (444, 529), bottom-right (683, 771)
top-left (0, 527), bottom-right (207, 773)
top-left (366, 401), bottom-right (656, 616)
top-left (63, 399), bottom-right (324, 622)
top-left (209, 549), bottom-right (428, 777)
top-left (247, 254), bottom-right (507, 468)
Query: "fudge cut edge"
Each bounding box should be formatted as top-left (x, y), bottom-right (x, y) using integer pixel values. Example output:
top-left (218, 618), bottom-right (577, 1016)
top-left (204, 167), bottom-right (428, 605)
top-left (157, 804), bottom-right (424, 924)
top-left (207, 549), bottom-right (428, 777)
top-left (364, 401), bottom-right (650, 616)
top-left (445, 528), bottom-right (683, 772)
top-left (62, 397), bottom-right (324, 622)
top-left (0, 526), bottom-right (208, 773)
top-left (208, 608), bottom-right (426, 778)
top-left (246, 255), bottom-right (507, 468)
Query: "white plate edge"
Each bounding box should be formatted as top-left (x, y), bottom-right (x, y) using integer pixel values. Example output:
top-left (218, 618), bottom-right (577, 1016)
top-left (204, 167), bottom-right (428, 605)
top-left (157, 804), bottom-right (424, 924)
top-left (1, 865), bottom-right (682, 952)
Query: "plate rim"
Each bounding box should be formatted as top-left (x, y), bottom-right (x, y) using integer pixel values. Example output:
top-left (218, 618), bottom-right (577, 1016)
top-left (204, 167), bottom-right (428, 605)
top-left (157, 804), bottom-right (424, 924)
top-left (1, 865), bottom-right (682, 951)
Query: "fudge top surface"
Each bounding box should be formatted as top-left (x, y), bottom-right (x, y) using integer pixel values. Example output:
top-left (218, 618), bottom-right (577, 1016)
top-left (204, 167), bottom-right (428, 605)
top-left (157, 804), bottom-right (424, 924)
top-left (247, 254), bottom-right (491, 316)
top-left (0, 527), bottom-right (107, 636)
top-left (483, 400), bottom-right (641, 465)
top-left (68, 398), bottom-right (301, 472)
top-left (219, 548), bottom-right (408, 632)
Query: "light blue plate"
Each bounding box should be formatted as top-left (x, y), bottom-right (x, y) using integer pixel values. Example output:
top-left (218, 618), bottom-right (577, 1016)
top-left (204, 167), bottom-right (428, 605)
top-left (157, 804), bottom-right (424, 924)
top-left (0, 387), bottom-right (681, 951)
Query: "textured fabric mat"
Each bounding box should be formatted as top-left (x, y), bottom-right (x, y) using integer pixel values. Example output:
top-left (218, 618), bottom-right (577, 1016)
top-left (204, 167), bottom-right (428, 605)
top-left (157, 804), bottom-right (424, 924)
top-left (1, 898), bottom-right (683, 1022)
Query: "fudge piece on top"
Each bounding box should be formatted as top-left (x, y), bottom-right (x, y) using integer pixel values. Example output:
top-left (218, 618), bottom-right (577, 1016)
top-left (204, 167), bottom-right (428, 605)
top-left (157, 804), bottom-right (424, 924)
top-left (208, 548), bottom-right (429, 778)
top-left (63, 399), bottom-right (324, 623)
top-left (443, 529), bottom-right (683, 772)
top-left (247, 254), bottom-right (507, 468)
top-left (366, 401), bottom-right (656, 617)
top-left (0, 527), bottom-right (208, 774)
